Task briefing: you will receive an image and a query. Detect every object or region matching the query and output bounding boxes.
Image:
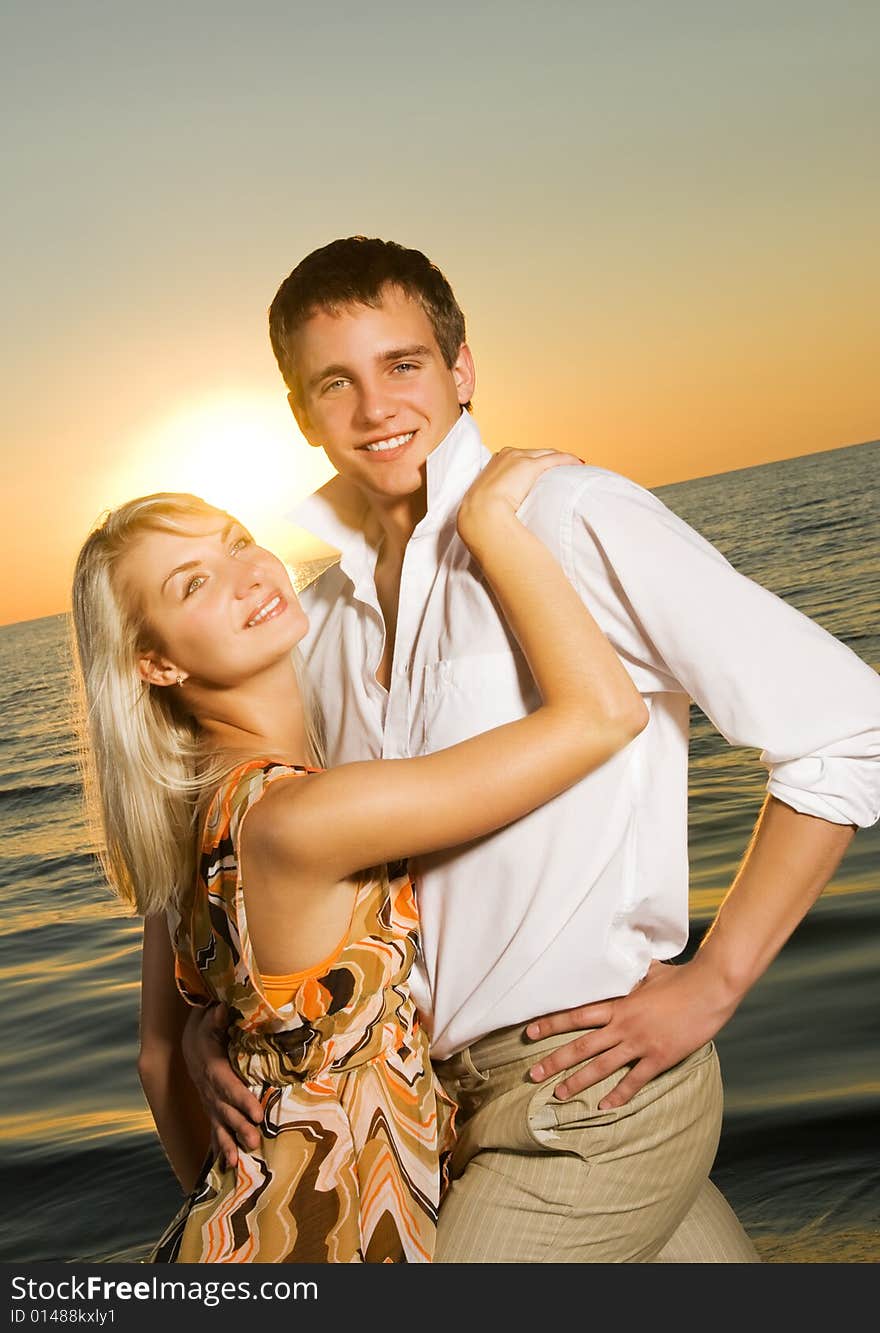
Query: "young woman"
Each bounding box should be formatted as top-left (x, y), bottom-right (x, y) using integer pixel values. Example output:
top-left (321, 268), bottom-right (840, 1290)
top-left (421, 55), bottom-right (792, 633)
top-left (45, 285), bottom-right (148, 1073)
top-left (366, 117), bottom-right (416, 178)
top-left (71, 448), bottom-right (647, 1264)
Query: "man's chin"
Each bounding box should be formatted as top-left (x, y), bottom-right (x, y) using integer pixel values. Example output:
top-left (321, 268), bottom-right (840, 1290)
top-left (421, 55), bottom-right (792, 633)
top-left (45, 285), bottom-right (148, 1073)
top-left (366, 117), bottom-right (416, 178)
top-left (364, 474), bottom-right (427, 504)
top-left (353, 451), bottom-right (433, 496)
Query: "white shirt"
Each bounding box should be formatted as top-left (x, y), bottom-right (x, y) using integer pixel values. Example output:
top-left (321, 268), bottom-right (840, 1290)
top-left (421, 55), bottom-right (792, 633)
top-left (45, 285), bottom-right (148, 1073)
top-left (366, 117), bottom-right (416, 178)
top-left (291, 412), bottom-right (880, 1059)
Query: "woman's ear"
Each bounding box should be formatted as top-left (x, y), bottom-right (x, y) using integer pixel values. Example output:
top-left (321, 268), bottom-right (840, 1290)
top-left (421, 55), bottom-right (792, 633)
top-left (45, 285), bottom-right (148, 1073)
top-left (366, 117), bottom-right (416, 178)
top-left (137, 652), bottom-right (187, 688)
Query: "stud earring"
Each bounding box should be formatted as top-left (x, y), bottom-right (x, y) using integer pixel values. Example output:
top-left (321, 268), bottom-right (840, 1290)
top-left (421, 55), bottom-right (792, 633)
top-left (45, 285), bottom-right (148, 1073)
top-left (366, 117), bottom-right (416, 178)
top-left (176, 675), bottom-right (184, 686)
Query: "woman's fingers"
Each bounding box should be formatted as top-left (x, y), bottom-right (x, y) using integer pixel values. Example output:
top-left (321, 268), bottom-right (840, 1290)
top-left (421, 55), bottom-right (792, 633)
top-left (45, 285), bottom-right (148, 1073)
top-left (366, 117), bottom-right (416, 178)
top-left (464, 447), bottom-right (583, 515)
top-left (490, 448), bottom-right (583, 492)
top-left (495, 446), bottom-right (581, 461)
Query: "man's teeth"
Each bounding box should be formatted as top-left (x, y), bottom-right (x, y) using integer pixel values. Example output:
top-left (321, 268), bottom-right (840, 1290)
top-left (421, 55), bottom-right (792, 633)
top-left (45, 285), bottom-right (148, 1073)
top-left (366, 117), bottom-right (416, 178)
top-left (364, 432), bottom-right (414, 453)
top-left (247, 595), bottom-right (281, 627)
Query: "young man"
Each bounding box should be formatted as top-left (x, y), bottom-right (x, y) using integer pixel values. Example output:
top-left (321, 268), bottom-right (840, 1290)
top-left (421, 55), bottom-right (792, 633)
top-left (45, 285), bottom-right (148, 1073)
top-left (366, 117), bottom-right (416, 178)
top-left (184, 237), bottom-right (880, 1262)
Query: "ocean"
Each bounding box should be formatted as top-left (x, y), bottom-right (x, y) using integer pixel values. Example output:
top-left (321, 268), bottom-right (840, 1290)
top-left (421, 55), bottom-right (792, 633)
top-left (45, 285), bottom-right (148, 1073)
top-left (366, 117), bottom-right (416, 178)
top-left (1, 440), bottom-right (877, 1264)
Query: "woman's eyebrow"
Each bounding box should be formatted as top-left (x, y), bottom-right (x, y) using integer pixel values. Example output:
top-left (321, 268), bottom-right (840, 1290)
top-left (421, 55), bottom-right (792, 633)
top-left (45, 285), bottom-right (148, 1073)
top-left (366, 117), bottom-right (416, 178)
top-left (160, 522), bottom-right (234, 593)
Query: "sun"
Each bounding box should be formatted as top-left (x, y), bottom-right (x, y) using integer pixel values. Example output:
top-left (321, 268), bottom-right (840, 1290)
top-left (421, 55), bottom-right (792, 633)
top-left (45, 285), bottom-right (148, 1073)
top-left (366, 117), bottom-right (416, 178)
top-left (112, 390), bottom-right (337, 563)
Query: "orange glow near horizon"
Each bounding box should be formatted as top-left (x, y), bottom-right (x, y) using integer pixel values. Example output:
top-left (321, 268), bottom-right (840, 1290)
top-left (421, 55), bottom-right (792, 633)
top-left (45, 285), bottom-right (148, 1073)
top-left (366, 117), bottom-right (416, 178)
top-left (4, 4), bottom-right (880, 628)
top-left (3, 373), bottom-right (877, 628)
top-left (3, 391), bottom-right (338, 628)
top-left (114, 392), bottom-right (336, 556)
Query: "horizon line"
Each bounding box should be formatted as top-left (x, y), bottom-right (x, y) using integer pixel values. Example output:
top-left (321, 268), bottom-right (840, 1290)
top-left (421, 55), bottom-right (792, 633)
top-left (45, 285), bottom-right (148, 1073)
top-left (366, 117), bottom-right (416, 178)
top-left (3, 435), bottom-right (877, 631)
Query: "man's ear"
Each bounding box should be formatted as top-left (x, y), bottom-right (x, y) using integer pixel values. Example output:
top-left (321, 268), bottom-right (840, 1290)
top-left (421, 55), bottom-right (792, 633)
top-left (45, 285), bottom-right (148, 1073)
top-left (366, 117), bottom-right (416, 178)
top-left (137, 651), bottom-right (186, 688)
top-left (452, 343), bottom-right (476, 407)
top-left (287, 390), bottom-right (322, 449)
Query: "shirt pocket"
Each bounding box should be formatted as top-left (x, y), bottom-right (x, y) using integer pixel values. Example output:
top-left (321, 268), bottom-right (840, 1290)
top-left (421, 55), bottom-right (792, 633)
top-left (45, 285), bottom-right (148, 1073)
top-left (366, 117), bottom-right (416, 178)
top-left (422, 650), bottom-right (539, 752)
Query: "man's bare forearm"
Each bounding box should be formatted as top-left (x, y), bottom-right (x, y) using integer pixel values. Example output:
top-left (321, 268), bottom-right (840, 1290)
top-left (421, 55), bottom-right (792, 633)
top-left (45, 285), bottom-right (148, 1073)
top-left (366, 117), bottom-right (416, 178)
top-left (526, 794), bottom-right (858, 1104)
top-left (139, 914), bottom-right (212, 1192)
top-left (181, 1003), bottom-right (265, 1169)
top-left (139, 1045), bottom-right (211, 1193)
top-left (694, 794), bottom-right (856, 1003)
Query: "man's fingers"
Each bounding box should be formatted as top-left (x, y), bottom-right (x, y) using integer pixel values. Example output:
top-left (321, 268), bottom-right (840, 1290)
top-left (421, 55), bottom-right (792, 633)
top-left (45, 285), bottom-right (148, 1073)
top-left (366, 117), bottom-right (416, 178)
top-left (212, 1126), bottom-right (239, 1171)
top-left (209, 1096), bottom-right (263, 1149)
top-left (596, 1062), bottom-right (655, 1111)
top-left (207, 1002), bottom-right (231, 1034)
top-left (526, 1002), bottom-right (615, 1043)
top-left (209, 1074), bottom-right (264, 1125)
top-left (550, 1046), bottom-right (631, 1100)
top-left (528, 1026), bottom-right (615, 1083)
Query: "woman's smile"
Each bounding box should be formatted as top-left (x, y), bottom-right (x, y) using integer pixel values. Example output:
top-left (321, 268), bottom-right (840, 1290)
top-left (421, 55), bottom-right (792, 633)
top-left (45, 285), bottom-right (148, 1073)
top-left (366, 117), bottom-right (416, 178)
top-left (244, 592), bottom-right (288, 628)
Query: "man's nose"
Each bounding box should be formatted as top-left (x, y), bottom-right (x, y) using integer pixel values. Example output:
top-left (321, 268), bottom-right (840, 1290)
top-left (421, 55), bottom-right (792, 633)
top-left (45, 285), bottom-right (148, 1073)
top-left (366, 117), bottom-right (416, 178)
top-left (354, 380), bottom-right (396, 428)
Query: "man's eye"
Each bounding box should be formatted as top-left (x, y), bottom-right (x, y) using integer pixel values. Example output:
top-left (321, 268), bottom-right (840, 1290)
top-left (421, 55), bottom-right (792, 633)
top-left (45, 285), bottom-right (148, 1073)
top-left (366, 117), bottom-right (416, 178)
top-left (184, 575), bottom-right (206, 598)
top-left (392, 362), bottom-right (417, 374)
top-left (324, 378), bottom-right (349, 393)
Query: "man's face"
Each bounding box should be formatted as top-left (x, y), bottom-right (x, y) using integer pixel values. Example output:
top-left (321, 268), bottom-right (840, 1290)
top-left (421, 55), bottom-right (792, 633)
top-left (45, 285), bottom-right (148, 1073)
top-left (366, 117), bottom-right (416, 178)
top-left (287, 284), bottom-right (475, 507)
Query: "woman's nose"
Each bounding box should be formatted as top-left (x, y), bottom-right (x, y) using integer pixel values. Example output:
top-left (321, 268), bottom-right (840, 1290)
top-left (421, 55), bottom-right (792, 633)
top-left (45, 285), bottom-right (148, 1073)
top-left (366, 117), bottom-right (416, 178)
top-left (233, 557), bottom-right (263, 597)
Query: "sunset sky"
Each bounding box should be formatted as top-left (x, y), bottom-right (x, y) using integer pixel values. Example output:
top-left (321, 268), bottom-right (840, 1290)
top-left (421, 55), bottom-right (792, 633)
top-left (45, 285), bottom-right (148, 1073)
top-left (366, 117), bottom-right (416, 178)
top-left (3, 0), bottom-right (878, 625)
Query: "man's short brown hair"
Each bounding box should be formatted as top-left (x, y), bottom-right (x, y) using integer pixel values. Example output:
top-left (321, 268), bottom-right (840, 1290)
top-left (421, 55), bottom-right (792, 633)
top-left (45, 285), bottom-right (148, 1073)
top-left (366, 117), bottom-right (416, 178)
top-left (269, 236), bottom-right (468, 396)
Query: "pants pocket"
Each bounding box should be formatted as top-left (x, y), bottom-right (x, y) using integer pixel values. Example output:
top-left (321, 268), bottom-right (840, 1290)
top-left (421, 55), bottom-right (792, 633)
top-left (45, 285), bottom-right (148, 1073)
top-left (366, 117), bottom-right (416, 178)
top-left (527, 1040), bottom-right (720, 1141)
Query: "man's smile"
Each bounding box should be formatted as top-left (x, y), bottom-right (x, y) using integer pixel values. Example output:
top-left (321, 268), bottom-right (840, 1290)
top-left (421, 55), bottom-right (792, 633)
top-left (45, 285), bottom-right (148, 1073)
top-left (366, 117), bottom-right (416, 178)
top-left (359, 431), bottom-right (415, 456)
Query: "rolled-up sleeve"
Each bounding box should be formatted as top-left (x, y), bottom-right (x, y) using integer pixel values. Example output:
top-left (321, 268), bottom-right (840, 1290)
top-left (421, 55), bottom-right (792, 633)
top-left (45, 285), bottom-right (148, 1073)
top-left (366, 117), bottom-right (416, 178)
top-left (565, 471), bottom-right (880, 828)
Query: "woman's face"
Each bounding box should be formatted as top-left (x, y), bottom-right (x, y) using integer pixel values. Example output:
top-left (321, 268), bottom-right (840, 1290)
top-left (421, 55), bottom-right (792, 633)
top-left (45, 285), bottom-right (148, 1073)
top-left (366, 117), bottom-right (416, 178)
top-left (118, 514), bottom-right (309, 690)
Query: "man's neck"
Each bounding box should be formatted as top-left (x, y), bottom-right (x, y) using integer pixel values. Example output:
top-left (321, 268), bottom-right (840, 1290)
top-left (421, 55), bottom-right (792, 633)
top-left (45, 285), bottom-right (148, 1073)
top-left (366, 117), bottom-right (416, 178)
top-left (365, 485), bottom-right (427, 690)
top-left (294, 410), bottom-right (478, 560)
top-left (367, 484), bottom-right (427, 561)
top-left (358, 409), bottom-right (474, 557)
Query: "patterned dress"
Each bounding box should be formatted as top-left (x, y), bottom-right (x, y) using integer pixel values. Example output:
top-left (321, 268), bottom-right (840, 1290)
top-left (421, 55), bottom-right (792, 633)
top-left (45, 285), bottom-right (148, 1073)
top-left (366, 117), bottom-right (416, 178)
top-left (150, 759), bottom-right (454, 1264)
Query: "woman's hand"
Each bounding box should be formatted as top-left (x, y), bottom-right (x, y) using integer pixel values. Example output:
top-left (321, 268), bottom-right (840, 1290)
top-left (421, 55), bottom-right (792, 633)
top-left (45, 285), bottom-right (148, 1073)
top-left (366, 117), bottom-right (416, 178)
top-left (457, 448), bottom-right (582, 546)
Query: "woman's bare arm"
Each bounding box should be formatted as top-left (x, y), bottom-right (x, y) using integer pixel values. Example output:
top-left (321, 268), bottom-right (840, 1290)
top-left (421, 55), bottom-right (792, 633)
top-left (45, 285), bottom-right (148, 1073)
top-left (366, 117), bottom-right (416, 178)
top-left (138, 914), bottom-right (211, 1192)
top-left (247, 450), bottom-right (648, 881)
top-left (185, 450), bottom-right (649, 1167)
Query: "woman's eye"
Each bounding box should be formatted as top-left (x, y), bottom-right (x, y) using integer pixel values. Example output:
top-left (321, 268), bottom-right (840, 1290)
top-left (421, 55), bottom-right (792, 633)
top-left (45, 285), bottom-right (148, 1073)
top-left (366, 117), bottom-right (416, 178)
top-left (230, 536), bottom-right (251, 554)
top-left (184, 575), bottom-right (206, 598)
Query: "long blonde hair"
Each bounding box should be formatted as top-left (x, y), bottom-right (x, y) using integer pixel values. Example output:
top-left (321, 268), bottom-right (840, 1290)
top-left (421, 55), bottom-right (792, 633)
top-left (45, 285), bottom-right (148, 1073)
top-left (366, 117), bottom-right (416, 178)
top-left (71, 492), bottom-right (324, 917)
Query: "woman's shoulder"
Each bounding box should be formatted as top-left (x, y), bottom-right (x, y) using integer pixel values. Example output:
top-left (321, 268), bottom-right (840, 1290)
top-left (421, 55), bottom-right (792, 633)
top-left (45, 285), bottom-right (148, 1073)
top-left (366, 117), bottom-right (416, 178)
top-left (202, 758), bottom-right (321, 851)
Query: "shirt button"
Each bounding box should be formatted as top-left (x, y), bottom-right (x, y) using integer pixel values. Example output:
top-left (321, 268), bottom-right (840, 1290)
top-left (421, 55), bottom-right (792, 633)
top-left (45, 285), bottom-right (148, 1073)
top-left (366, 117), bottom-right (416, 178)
top-left (398, 663), bottom-right (409, 676)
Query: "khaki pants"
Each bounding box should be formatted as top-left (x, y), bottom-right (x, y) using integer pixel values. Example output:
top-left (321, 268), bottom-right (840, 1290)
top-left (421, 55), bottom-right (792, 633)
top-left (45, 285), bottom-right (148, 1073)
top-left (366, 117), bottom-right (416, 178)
top-left (433, 1024), bottom-right (759, 1263)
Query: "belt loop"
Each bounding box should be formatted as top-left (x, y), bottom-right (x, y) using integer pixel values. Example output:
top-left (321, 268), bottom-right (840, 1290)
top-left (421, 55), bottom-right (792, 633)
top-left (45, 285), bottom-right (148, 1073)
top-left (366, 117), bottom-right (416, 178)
top-left (461, 1045), bottom-right (489, 1082)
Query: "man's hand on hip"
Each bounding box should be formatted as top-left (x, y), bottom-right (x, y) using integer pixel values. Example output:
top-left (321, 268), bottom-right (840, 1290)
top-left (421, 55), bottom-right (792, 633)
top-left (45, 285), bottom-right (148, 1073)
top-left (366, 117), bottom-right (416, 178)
top-left (182, 1002), bottom-right (263, 1167)
top-left (525, 958), bottom-right (736, 1108)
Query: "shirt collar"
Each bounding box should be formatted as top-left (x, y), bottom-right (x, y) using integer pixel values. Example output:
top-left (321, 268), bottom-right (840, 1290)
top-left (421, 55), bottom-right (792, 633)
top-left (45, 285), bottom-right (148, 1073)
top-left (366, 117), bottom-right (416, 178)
top-left (288, 410), bottom-right (491, 564)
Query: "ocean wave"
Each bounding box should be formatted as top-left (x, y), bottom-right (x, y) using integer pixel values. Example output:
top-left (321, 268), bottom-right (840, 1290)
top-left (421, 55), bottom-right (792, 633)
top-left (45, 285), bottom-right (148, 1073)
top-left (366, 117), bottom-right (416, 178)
top-left (0, 442), bottom-right (877, 1266)
top-left (0, 780), bottom-right (83, 810)
top-left (0, 1134), bottom-right (180, 1263)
